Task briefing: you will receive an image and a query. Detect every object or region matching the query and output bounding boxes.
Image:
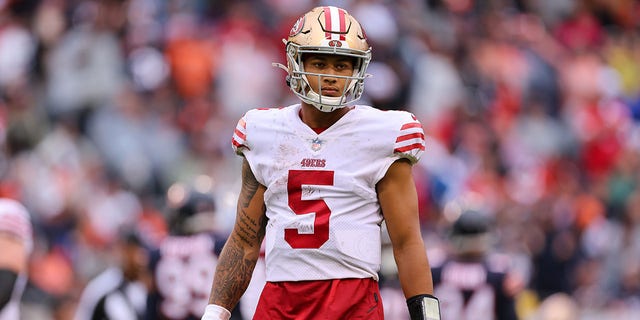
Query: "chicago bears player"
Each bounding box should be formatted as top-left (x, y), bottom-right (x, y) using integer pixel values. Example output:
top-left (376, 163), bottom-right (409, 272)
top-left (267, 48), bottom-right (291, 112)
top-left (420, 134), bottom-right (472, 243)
top-left (147, 183), bottom-right (242, 320)
top-left (0, 198), bottom-right (32, 320)
top-left (431, 209), bottom-right (521, 320)
top-left (201, 6), bottom-right (440, 320)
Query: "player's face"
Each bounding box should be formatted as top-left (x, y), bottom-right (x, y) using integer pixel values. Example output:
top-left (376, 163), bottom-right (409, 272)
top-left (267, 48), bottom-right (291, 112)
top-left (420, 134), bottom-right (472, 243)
top-left (122, 242), bottom-right (149, 280)
top-left (303, 54), bottom-right (355, 97)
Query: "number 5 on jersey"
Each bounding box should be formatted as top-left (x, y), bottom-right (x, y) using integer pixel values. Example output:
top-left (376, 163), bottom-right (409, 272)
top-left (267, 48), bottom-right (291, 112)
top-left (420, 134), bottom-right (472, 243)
top-left (286, 170), bottom-right (334, 249)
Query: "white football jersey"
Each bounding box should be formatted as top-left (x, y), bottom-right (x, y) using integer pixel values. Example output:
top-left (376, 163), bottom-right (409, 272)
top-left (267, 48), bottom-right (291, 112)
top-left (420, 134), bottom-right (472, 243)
top-left (232, 104), bottom-right (425, 282)
top-left (0, 198), bottom-right (33, 320)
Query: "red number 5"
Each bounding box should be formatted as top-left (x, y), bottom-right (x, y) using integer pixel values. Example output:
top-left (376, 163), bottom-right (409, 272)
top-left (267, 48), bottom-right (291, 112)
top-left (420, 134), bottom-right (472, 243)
top-left (285, 170), bottom-right (334, 249)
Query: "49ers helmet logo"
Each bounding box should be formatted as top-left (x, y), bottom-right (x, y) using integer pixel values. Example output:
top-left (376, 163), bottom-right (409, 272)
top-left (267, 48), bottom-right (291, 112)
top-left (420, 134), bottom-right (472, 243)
top-left (289, 16), bottom-right (305, 37)
top-left (328, 40), bottom-right (342, 47)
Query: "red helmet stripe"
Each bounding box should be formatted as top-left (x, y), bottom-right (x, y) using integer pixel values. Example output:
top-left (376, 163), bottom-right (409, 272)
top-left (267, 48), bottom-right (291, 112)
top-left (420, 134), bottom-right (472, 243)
top-left (323, 6), bottom-right (347, 41)
top-left (338, 8), bottom-right (346, 40)
top-left (323, 6), bottom-right (332, 40)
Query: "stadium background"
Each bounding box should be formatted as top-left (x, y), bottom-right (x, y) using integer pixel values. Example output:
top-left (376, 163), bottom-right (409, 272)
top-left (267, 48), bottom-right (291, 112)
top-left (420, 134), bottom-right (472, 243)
top-left (1, 0), bottom-right (640, 319)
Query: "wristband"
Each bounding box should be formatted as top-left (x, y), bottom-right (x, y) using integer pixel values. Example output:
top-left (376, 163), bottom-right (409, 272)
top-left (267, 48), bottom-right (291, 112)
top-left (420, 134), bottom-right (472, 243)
top-left (407, 294), bottom-right (441, 320)
top-left (201, 304), bottom-right (231, 320)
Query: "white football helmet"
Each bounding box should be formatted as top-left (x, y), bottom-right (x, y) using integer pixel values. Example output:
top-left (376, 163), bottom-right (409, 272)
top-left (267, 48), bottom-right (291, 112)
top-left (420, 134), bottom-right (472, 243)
top-left (273, 6), bottom-right (372, 112)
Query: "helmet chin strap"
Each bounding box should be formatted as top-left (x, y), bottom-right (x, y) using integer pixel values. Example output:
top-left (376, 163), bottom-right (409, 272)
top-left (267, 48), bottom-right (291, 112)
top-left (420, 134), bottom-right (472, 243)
top-left (305, 90), bottom-right (347, 112)
top-left (273, 59), bottom-right (365, 112)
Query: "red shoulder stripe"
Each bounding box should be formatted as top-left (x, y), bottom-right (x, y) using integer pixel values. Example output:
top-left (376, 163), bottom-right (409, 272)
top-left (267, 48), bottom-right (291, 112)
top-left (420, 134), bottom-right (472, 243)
top-left (394, 143), bottom-right (425, 153)
top-left (400, 122), bottom-right (422, 130)
top-left (234, 128), bottom-right (246, 140)
top-left (396, 132), bottom-right (425, 143)
top-left (232, 138), bottom-right (249, 150)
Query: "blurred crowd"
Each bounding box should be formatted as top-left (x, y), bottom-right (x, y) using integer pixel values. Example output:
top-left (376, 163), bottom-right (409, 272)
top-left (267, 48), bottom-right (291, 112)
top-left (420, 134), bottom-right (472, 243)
top-left (1, 0), bottom-right (640, 319)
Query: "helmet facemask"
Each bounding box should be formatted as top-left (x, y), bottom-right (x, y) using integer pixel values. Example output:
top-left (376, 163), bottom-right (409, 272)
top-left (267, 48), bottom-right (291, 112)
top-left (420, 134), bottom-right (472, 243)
top-left (286, 42), bottom-right (371, 112)
top-left (273, 6), bottom-right (372, 112)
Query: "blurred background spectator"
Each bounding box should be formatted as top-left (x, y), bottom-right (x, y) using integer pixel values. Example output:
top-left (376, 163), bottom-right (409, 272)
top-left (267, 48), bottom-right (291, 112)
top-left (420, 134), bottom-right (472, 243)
top-left (1, 0), bottom-right (640, 319)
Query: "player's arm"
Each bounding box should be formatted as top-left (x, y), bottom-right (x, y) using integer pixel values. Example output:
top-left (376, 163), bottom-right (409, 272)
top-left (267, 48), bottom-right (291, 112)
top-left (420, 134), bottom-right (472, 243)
top-left (0, 233), bottom-right (27, 309)
top-left (499, 271), bottom-right (523, 320)
top-left (377, 159), bottom-right (440, 320)
top-left (203, 157), bottom-right (267, 320)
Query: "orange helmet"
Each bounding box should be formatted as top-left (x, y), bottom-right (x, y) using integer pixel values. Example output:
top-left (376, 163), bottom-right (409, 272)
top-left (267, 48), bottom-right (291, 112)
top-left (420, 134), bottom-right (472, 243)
top-left (274, 6), bottom-right (372, 112)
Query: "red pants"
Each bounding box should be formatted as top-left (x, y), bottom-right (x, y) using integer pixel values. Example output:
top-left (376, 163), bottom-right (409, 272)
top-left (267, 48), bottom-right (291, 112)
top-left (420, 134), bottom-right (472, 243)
top-left (253, 278), bottom-right (384, 320)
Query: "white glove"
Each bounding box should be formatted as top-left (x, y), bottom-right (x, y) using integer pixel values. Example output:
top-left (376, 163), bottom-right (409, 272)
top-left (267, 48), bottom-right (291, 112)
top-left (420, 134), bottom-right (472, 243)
top-left (201, 304), bottom-right (231, 320)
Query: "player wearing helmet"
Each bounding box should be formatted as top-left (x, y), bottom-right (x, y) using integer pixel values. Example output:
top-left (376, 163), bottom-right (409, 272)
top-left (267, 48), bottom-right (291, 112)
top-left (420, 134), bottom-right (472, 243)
top-left (273, 6), bottom-right (371, 112)
top-left (431, 209), bottom-right (521, 320)
top-left (0, 198), bottom-right (32, 320)
top-left (201, 6), bottom-right (439, 320)
top-left (148, 184), bottom-right (240, 320)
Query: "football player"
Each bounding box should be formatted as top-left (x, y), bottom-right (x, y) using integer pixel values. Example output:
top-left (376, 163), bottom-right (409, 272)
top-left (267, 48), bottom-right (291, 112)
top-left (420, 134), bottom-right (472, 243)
top-left (201, 6), bottom-right (440, 320)
top-left (431, 209), bottom-right (521, 320)
top-left (147, 182), bottom-right (242, 320)
top-left (0, 198), bottom-right (33, 320)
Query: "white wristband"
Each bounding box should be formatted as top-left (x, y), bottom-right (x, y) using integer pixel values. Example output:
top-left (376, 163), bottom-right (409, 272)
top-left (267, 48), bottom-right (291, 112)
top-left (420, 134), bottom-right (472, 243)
top-left (201, 304), bottom-right (231, 320)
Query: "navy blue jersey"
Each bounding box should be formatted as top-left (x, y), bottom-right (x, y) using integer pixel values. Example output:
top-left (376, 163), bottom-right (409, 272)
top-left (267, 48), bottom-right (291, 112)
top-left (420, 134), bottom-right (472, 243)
top-left (145, 232), bottom-right (236, 320)
top-left (431, 256), bottom-right (518, 320)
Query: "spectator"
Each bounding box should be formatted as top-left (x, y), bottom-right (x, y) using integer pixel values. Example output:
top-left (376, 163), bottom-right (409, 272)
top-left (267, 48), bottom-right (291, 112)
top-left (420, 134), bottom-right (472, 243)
top-left (0, 198), bottom-right (33, 320)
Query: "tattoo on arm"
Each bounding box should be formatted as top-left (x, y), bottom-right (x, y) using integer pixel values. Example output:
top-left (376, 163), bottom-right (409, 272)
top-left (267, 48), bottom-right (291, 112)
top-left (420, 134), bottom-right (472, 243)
top-left (210, 234), bottom-right (257, 307)
top-left (239, 159), bottom-right (259, 209)
top-left (210, 158), bottom-right (267, 308)
top-left (235, 208), bottom-right (267, 246)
